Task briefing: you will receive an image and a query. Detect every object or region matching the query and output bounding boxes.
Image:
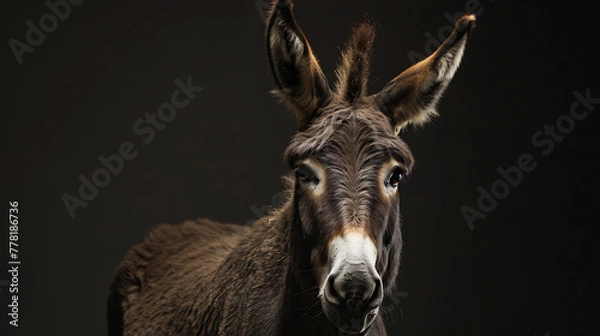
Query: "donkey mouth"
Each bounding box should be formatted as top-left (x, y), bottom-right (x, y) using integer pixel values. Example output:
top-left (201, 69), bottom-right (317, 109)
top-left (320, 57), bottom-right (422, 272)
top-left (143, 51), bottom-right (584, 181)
top-left (322, 299), bottom-right (379, 335)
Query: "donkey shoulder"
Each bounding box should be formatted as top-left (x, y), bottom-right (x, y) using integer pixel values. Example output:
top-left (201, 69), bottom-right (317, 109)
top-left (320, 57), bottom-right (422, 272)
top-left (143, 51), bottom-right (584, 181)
top-left (116, 218), bottom-right (248, 293)
top-left (107, 219), bottom-right (249, 335)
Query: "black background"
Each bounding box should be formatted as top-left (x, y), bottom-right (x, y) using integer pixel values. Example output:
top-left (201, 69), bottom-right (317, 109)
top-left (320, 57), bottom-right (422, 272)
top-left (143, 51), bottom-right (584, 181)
top-left (2, 0), bottom-right (599, 335)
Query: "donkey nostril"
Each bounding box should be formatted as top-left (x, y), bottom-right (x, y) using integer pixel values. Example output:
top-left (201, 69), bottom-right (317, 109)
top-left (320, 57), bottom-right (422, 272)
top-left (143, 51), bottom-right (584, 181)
top-left (328, 267), bottom-right (380, 304)
top-left (325, 275), bottom-right (343, 305)
top-left (367, 277), bottom-right (384, 307)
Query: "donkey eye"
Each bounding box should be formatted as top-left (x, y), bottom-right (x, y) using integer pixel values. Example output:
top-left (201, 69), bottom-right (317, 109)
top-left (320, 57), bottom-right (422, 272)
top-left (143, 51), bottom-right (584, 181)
top-left (387, 167), bottom-right (403, 188)
top-left (296, 166), bottom-right (318, 184)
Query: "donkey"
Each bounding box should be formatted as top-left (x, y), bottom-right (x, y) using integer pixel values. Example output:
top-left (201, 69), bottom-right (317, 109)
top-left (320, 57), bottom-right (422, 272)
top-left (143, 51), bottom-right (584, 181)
top-left (107, 1), bottom-right (475, 335)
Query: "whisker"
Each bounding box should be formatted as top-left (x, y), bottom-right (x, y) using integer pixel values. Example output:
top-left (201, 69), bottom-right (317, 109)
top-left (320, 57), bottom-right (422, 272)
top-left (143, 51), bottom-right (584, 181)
top-left (294, 285), bottom-right (320, 296)
top-left (299, 298), bottom-right (323, 319)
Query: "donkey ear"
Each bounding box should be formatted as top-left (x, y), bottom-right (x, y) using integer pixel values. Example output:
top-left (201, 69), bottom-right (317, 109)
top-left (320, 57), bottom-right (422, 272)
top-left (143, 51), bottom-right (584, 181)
top-left (266, 0), bottom-right (331, 129)
top-left (374, 15), bottom-right (476, 133)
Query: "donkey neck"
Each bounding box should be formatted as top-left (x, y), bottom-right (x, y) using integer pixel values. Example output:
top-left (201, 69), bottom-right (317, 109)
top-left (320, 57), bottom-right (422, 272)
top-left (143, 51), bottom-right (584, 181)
top-left (207, 192), bottom-right (339, 335)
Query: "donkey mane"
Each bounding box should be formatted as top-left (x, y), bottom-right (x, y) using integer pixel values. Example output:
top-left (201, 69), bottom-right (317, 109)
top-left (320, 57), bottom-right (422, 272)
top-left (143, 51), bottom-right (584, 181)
top-left (334, 22), bottom-right (376, 103)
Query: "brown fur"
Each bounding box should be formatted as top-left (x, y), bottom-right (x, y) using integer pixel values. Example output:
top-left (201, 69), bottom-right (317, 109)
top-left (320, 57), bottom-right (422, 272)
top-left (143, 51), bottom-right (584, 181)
top-left (375, 14), bottom-right (476, 131)
top-left (335, 22), bottom-right (376, 103)
top-left (108, 1), bottom-right (475, 335)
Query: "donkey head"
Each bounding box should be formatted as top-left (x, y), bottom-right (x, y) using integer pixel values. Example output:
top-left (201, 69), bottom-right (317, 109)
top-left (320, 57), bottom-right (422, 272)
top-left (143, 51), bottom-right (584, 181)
top-left (267, 1), bottom-right (475, 333)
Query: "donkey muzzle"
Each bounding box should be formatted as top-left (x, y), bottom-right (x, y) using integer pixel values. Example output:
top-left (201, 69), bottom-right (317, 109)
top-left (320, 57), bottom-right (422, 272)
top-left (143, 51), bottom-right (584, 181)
top-left (322, 230), bottom-right (383, 333)
top-left (323, 264), bottom-right (383, 334)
